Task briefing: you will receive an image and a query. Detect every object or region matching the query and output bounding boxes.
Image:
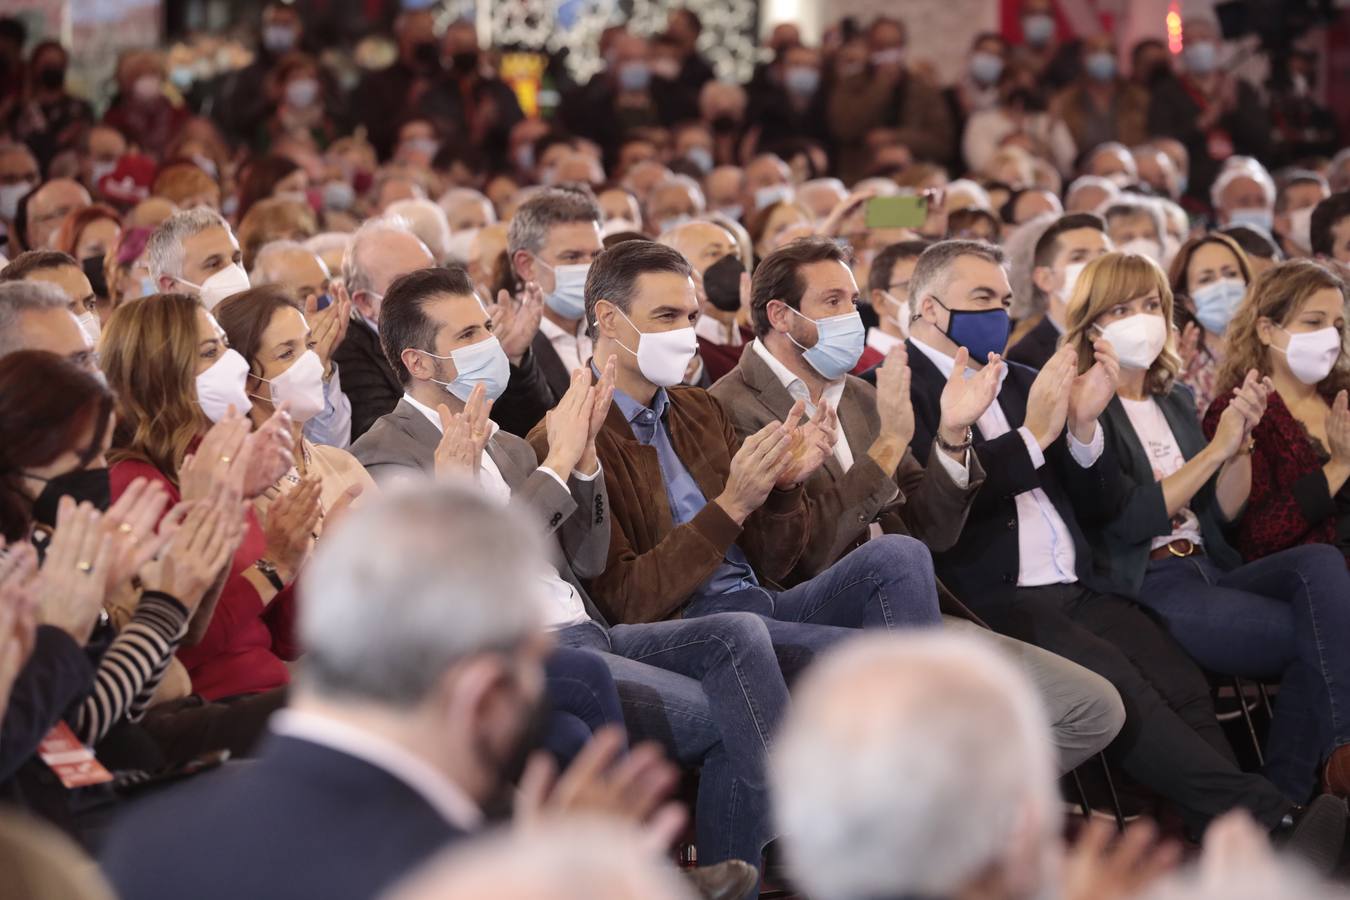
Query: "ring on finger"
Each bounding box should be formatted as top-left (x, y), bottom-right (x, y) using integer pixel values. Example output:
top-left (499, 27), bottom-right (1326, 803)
top-left (76, 560), bottom-right (94, 574)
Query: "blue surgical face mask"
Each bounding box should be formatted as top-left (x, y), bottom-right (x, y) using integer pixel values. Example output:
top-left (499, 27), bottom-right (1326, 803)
top-left (686, 146), bottom-right (713, 174)
top-left (933, 296), bottom-right (1011, 361)
top-left (419, 335), bottom-right (510, 402)
top-left (785, 305), bottom-right (865, 380)
top-left (1085, 51), bottom-right (1117, 82)
top-left (1191, 278), bottom-right (1246, 334)
top-left (1226, 207), bottom-right (1274, 234)
top-left (754, 184), bottom-right (793, 211)
top-left (1022, 14), bottom-right (1055, 48)
top-left (538, 259), bottom-right (590, 321)
top-left (969, 52), bottom-right (1003, 86)
top-left (322, 180), bottom-right (355, 211)
top-left (1184, 41), bottom-right (1218, 75)
top-left (784, 65), bottom-right (821, 96)
top-left (618, 62), bottom-right (651, 92)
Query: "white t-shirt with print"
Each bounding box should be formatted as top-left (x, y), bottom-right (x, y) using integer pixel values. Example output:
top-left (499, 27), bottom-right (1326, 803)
top-left (1120, 397), bottom-right (1204, 550)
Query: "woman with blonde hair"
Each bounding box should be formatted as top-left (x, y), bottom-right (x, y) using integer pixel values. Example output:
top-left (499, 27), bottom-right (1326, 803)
top-left (101, 293), bottom-right (317, 702)
top-left (1063, 251), bottom-right (1350, 801)
top-left (1202, 260), bottom-right (1350, 565)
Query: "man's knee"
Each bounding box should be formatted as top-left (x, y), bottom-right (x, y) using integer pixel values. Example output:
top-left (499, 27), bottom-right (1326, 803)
top-left (856, 533), bottom-right (935, 576)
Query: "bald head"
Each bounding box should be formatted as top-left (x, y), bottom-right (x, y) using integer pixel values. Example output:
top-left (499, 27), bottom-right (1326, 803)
top-left (774, 632), bottom-right (1062, 900)
top-left (660, 220), bottom-right (737, 274)
top-left (704, 166), bottom-right (746, 215)
top-left (251, 241), bottom-right (330, 302)
top-left (343, 220), bottom-right (435, 323)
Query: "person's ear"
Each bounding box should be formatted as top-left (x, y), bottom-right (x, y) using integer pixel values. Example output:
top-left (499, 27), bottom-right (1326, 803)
top-left (1031, 264), bottom-right (1055, 296)
top-left (765, 298), bottom-right (793, 334)
top-left (158, 274), bottom-right (177, 293)
top-left (593, 298), bottom-right (619, 339)
top-left (917, 294), bottom-right (942, 325)
top-left (400, 346), bottom-right (441, 382)
top-left (1255, 315), bottom-right (1276, 348)
top-left (440, 654), bottom-right (511, 751)
top-left (869, 287), bottom-right (891, 313)
top-left (512, 249), bottom-right (535, 283)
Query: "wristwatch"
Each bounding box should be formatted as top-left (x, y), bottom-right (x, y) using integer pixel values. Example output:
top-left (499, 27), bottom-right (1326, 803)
top-left (254, 558), bottom-right (285, 592)
top-left (937, 426), bottom-right (974, 453)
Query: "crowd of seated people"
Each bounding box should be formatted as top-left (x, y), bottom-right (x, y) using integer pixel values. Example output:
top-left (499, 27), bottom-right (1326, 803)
top-left (3, 2), bottom-right (1350, 898)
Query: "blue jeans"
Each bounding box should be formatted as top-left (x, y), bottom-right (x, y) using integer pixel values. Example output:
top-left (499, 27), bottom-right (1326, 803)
top-left (1140, 544), bottom-right (1350, 801)
top-left (558, 613), bottom-right (789, 878)
top-left (543, 647), bottom-right (627, 766)
top-left (684, 535), bottom-right (943, 680)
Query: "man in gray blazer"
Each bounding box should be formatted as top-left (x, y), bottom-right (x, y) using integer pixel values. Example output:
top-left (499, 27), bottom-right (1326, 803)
top-left (351, 265), bottom-right (804, 884)
top-left (709, 237), bottom-right (1126, 773)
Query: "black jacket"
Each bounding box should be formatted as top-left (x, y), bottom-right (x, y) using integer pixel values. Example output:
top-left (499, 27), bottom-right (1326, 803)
top-left (1005, 316), bottom-right (1061, 371)
top-left (0, 627), bottom-right (94, 783)
top-left (906, 340), bottom-right (1115, 612)
top-left (336, 318), bottom-right (555, 441)
top-left (101, 732), bottom-right (467, 900)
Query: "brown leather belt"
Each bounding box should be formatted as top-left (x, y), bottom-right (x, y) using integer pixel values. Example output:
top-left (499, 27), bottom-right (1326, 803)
top-left (1149, 539), bottom-right (1202, 561)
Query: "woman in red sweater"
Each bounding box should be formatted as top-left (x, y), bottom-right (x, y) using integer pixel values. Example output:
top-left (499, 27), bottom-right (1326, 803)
top-left (100, 293), bottom-right (319, 701)
top-left (1203, 260), bottom-right (1350, 564)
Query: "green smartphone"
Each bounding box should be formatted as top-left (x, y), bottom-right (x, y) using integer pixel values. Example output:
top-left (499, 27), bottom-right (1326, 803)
top-left (865, 195), bottom-right (928, 229)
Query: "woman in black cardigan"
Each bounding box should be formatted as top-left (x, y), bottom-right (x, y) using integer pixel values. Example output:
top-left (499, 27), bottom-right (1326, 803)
top-left (1062, 251), bottom-right (1350, 803)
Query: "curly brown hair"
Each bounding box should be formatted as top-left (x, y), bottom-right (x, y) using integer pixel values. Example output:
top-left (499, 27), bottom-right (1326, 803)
top-left (1216, 259), bottom-right (1350, 400)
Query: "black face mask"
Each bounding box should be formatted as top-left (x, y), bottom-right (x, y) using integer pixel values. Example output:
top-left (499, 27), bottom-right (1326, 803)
top-left (30, 467), bottom-right (111, 528)
top-left (450, 51), bottom-right (478, 74)
top-left (703, 253), bottom-right (746, 313)
top-left (711, 114), bottom-right (740, 135)
top-left (82, 254), bottom-right (109, 299)
top-left (38, 66), bottom-right (66, 90)
top-left (412, 41), bottom-right (441, 73)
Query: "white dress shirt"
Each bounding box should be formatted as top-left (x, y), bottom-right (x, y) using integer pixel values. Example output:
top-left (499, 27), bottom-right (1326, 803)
top-left (911, 337), bottom-right (1103, 587)
top-left (539, 315), bottom-right (593, 374)
top-left (865, 326), bottom-right (904, 358)
top-left (402, 392), bottom-right (593, 628)
top-left (271, 709), bottom-right (483, 832)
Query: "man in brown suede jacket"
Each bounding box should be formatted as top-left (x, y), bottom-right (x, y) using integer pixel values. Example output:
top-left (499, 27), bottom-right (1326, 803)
top-left (530, 240), bottom-right (944, 679)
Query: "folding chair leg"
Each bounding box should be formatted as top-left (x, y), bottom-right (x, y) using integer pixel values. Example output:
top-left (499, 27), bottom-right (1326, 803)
top-left (1233, 676), bottom-right (1265, 767)
top-left (1070, 768), bottom-right (1091, 819)
top-left (1098, 753), bottom-right (1126, 833)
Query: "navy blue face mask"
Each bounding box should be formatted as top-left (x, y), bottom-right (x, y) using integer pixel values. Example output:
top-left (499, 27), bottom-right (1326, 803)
top-left (932, 296), bottom-right (1011, 361)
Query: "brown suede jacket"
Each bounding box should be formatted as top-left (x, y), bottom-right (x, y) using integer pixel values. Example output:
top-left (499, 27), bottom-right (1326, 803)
top-left (529, 385), bottom-right (809, 625)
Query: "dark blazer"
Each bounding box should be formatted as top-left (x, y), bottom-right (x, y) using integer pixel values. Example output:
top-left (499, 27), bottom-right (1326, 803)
top-left (1079, 386), bottom-right (1243, 598)
top-left (334, 317), bottom-right (561, 441)
top-left (530, 331), bottom-right (572, 402)
top-left (0, 627), bottom-right (94, 783)
top-left (1005, 315), bottom-right (1060, 370)
top-left (352, 398), bottom-right (611, 624)
top-left (907, 340), bottom-right (1116, 612)
top-left (100, 734), bottom-right (466, 900)
top-left (333, 318), bottom-right (401, 442)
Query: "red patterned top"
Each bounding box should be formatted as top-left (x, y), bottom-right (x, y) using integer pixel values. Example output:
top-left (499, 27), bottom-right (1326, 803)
top-left (1202, 388), bottom-right (1345, 562)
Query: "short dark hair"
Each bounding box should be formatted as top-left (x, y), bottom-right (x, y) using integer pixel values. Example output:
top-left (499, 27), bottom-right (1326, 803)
top-left (751, 237), bottom-right (849, 337)
top-left (869, 240), bottom-right (932, 294)
top-left (0, 249), bottom-right (79, 282)
top-left (1030, 213), bottom-right (1106, 306)
top-left (379, 266), bottom-right (478, 386)
top-left (1311, 192), bottom-right (1350, 258)
top-left (584, 240), bottom-right (691, 339)
top-left (1219, 225), bottom-right (1281, 262)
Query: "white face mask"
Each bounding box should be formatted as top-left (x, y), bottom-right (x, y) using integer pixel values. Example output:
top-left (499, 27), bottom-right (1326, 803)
top-left (76, 310), bottom-right (101, 345)
top-left (753, 183), bottom-right (794, 212)
top-left (1287, 205), bottom-right (1315, 254)
top-left (1119, 237), bottom-right (1162, 264)
top-left (255, 349), bottom-right (326, 422)
top-left (1098, 313), bottom-right (1168, 370)
top-left (1275, 325), bottom-right (1342, 385)
top-left (1056, 261), bottom-right (1088, 306)
top-left (195, 348), bottom-right (252, 423)
top-left (878, 290), bottom-right (910, 337)
top-left (444, 227), bottom-right (480, 265)
top-left (608, 303), bottom-right (698, 387)
top-left (179, 263), bottom-right (251, 311)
